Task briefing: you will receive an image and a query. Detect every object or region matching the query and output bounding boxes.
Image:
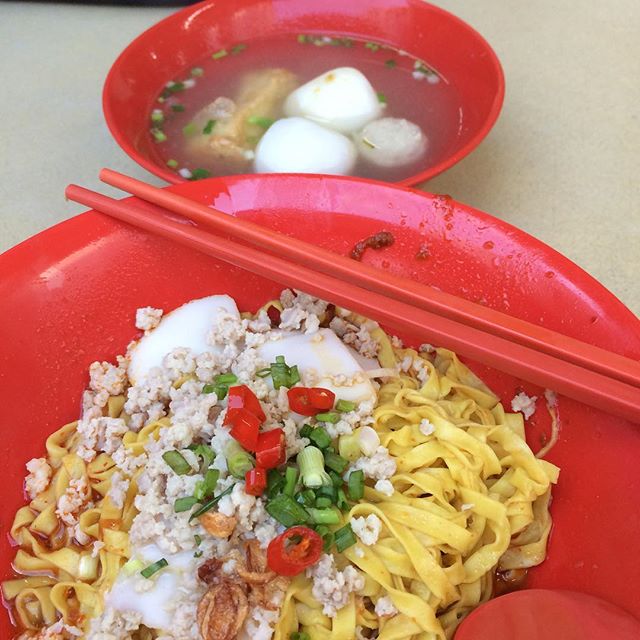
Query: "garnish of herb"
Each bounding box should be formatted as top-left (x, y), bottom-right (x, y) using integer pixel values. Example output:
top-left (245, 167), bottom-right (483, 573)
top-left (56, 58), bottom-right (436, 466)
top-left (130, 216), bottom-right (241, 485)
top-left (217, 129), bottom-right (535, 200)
top-left (190, 67), bottom-right (204, 77)
top-left (365, 42), bottom-right (380, 52)
top-left (202, 119), bottom-right (216, 135)
top-left (140, 558), bottom-right (168, 579)
top-left (162, 450), bottom-right (191, 475)
top-left (212, 49), bottom-right (228, 60)
top-left (166, 158), bottom-right (179, 169)
top-left (189, 484), bottom-right (234, 520)
top-left (190, 168), bottom-right (211, 181)
top-left (231, 43), bottom-right (247, 54)
top-left (247, 115), bottom-right (275, 129)
top-left (297, 34), bottom-right (308, 44)
top-left (151, 110), bottom-right (164, 124)
top-left (376, 91), bottom-right (387, 104)
top-left (385, 59), bottom-right (397, 69)
top-left (182, 122), bottom-right (198, 137)
top-left (151, 128), bottom-right (167, 143)
top-left (334, 523), bottom-right (357, 552)
top-left (171, 103), bottom-right (185, 112)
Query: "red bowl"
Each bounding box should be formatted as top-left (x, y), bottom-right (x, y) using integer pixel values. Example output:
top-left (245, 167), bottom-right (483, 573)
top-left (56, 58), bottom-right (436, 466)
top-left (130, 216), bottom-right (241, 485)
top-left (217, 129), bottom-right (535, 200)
top-left (1, 175), bottom-right (639, 636)
top-left (103, 0), bottom-right (504, 186)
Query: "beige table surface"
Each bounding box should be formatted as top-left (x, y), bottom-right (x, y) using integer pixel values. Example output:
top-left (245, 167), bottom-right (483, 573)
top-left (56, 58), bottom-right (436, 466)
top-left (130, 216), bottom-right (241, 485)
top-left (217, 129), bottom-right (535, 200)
top-left (1, 1), bottom-right (638, 315)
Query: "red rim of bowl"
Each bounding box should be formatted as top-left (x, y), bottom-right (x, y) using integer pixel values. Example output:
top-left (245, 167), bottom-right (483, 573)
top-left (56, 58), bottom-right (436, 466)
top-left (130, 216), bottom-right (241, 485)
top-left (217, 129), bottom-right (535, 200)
top-left (103, 0), bottom-right (505, 186)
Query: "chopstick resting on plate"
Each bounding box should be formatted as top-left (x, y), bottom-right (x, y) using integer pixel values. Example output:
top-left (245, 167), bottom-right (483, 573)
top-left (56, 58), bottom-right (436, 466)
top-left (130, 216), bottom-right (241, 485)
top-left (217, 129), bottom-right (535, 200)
top-left (65, 177), bottom-right (640, 424)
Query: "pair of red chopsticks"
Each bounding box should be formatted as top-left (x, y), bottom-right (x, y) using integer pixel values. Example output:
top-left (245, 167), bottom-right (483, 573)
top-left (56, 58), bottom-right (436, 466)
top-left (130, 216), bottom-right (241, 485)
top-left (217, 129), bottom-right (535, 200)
top-left (65, 169), bottom-right (640, 424)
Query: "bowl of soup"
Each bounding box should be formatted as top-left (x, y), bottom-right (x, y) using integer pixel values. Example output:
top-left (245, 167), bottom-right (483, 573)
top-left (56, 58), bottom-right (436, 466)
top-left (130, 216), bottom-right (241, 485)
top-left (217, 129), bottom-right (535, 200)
top-left (103, 0), bottom-right (504, 185)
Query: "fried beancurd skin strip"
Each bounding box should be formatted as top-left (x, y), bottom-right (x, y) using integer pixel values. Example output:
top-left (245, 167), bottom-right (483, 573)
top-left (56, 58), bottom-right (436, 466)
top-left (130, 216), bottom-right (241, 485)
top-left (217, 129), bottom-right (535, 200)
top-left (186, 68), bottom-right (298, 171)
top-left (197, 580), bottom-right (249, 640)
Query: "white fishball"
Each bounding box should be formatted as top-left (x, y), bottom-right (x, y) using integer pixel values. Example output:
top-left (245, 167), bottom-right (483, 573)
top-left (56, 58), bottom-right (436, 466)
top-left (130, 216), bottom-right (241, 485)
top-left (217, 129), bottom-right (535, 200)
top-left (254, 117), bottom-right (356, 175)
top-left (355, 117), bottom-right (428, 168)
top-left (284, 67), bottom-right (382, 134)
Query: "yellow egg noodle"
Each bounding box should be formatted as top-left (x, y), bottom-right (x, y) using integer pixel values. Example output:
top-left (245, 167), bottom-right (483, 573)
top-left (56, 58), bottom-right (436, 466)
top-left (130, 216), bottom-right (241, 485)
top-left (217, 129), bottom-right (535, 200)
top-left (3, 299), bottom-right (559, 640)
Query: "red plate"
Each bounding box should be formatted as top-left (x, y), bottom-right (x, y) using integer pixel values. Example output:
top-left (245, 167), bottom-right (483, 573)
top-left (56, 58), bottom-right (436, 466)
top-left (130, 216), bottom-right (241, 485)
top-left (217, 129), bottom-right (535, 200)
top-left (103, 0), bottom-right (504, 186)
top-left (1, 175), bottom-right (639, 635)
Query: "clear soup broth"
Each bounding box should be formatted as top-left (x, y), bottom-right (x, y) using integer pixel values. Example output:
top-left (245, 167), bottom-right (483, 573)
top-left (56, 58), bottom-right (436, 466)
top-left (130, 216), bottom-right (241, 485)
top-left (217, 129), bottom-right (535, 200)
top-left (148, 34), bottom-right (463, 182)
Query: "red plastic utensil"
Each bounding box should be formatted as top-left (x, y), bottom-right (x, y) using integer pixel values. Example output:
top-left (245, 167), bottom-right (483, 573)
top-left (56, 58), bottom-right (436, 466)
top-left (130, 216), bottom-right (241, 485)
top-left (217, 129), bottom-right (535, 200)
top-left (99, 168), bottom-right (640, 389)
top-left (455, 590), bottom-right (640, 640)
top-left (103, 0), bottom-right (504, 186)
top-left (65, 182), bottom-right (640, 423)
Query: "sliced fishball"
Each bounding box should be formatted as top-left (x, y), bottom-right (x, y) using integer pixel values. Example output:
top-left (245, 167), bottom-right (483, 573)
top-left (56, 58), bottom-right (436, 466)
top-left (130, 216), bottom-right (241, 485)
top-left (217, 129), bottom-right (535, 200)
top-left (254, 117), bottom-right (356, 175)
top-left (355, 117), bottom-right (428, 168)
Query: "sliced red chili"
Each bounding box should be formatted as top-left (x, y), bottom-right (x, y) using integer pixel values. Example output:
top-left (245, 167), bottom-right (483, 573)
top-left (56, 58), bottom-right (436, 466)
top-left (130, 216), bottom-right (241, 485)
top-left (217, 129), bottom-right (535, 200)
top-left (288, 387), bottom-right (336, 416)
top-left (245, 467), bottom-right (267, 496)
top-left (267, 526), bottom-right (323, 576)
top-left (256, 428), bottom-right (286, 469)
top-left (228, 408), bottom-right (261, 451)
top-left (309, 387), bottom-right (335, 411)
top-left (225, 385), bottom-right (266, 424)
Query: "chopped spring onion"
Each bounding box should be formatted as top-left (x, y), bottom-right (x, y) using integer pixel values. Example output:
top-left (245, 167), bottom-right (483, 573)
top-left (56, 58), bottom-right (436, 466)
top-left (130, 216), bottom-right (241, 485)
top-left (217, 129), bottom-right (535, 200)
top-left (231, 43), bottom-right (247, 54)
top-left (347, 469), bottom-right (365, 501)
top-left (216, 373), bottom-right (238, 384)
top-left (194, 534), bottom-right (202, 546)
top-left (194, 550), bottom-right (203, 558)
top-left (308, 427), bottom-right (332, 450)
top-left (189, 484), bottom-right (234, 520)
top-left (194, 468), bottom-right (220, 501)
top-left (202, 119), bottom-right (216, 134)
top-left (385, 59), bottom-right (397, 69)
top-left (266, 494), bottom-right (310, 527)
top-left (296, 488), bottom-right (316, 506)
top-left (122, 557), bottom-right (144, 575)
top-left (364, 42), bottom-right (380, 51)
top-left (168, 81), bottom-right (185, 93)
top-left (166, 158), bottom-right (179, 168)
top-left (334, 523), bottom-right (357, 552)
top-left (316, 484), bottom-right (337, 502)
top-left (151, 110), bottom-right (164, 124)
top-left (290, 631), bottom-right (311, 640)
top-left (210, 372), bottom-right (237, 400)
top-left (297, 446), bottom-right (332, 488)
top-left (256, 367), bottom-right (271, 378)
top-left (337, 433), bottom-right (361, 461)
top-left (319, 529), bottom-right (335, 553)
top-left (323, 451), bottom-right (349, 474)
top-left (190, 66), bottom-right (204, 77)
top-left (315, 412), bottom-right (340, 424)
top-left (315, 496), bottom-right (332, 509)
top-left (162, 450), bottom-right (191, 475)
top-left (267, 469), bottom-right (284, 497)
top-left (336, 488), bottom-right (350, 511)
top-left (283, 466), bottom-right (298, 497)
top-left (202, 383), bottom-right (215, 394)
top-left (308, 507), bottom-right (340, 525)
top-left (247, 115), bottom-right (275, 129)
top-left (269, 355), bottom-right (298, 389)
top-left (297, 34), bottom-right (308, 44)
top-left (335, 399), bottom-right (357, 413)
top-left (182, 122), bottom-right (198, 137)
top-left (225, 440), bottom-right (255, 479)
top-left (190, 168), bottom-right (211, 180)
top-left (212, 49), bottom-right (228, 60)
top-left (171, 103), bottom-right (185, 112)
top-left (188, 444), bottom-right (215, 471)
top-left (329, 470), bottom-right (344, 488)
top-left (151, 128), bottom-right (167, 143)
top-left (299, 424), bottom-right (314, 439)
top-left (141, 558), bottom-right (168, 579)
top-left (174, 496), bottom-right (199, 512)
